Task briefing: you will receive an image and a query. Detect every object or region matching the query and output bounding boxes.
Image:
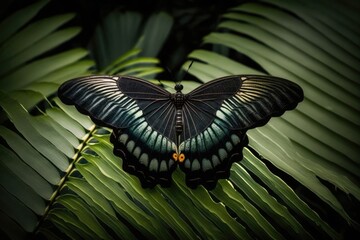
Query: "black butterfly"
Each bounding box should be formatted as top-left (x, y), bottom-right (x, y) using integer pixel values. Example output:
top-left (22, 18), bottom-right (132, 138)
top-left (58, 75), bottom-right (303, 189)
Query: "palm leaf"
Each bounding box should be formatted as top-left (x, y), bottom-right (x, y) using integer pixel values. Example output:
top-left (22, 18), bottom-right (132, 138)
top-left (0, 1), bottom-right (93, 111)
top-left (0, 47), bottom-right (161, 238)
top-left (0, 0), bottom-right (91, 238)
top-left (187, 0), bottom-right (359, 233)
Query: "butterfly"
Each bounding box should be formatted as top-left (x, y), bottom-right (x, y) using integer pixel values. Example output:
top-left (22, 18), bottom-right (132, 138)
top-left (58, 74), bottom-right (303, 189)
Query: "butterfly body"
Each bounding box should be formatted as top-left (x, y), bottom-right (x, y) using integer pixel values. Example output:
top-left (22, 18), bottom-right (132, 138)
top-left (171, 86), bottom-right (185, 139)
top-left (58, 74), bottom-right (303, 189)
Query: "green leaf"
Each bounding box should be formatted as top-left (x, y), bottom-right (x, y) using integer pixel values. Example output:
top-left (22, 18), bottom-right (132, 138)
top-left (0, 161), bottom-right (46, 215)
top-left (24, 82), bottom-right (59, 97)
top-left (107, 57), bottom-right (159, 75)
top-left (0, 141), bottom-right (54, 199)
top-left (173, 173), bottom-right (252, 239)
top-left (0, 0), bottom-right (50, 44)
top-left (138, 12), bottom-right (173, 57)
top-left (230, 163), bottom-right (313, 239)
top-left (32, 115), bottom-right (76, 157)
top-left (55, 194), bottom-right (113, 240)
top-left (231, 2), bottom-right (360, 72)
top-left (0, 92), bottom-right (69, 171)
top-left (212, 182), bottom-right (285, 240)
top-left (291, 142), bottom-right (360, 201)
top-left (46, 107), bottom-right (85, 142)
top-left (204, 32), bottom-right (360, 113)
top-left (240, 148), bottom-right (340, 238)
top-left (248, 125), bottom-right (351, 222)
top-left (35, 60), bottom-right (94, 85)
top-left (90, 11), bottom-right (143, 68)
top-left (75, 159), bottom-right (162, 239)
top-left (188, 49), bottom-right (262, 75)
top-left (49, 208), bottom-right (93, 240)
top-left (10, 90), bottom-right (45, 111)
top-left (0, 13), bottom-right (76, 62)
top-left (0, 48), bottom-right (89, 91)
top-left (0, 126), bottom-right (60, 185)
top-left (0, 187), bottom-right (38, 233)
top-left (0, 27), bottom-right (81, 76)
top-left (54, 98), bottom-right (94, 130)
top-left (219, 19), bottom-right (359, 97)
top-left (91, 10), bottom-right (173, 69)
top-left (0, 211), bottom-right (27, 240)
top-left (101, 48), bottom-right (142, 73)
top-left (65, 177), bottom-right (136, 238)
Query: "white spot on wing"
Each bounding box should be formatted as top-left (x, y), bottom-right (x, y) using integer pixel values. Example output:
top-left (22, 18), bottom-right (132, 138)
top-left (120, 134), bottom-right (129, 144)
top-left (218, 148), bottom-right (228, 161)
top-left (184, 159), bottom-right (190, 168)
top-left (159, 160), bottom-right (167, 172)
top-left (192, 159), bottom-right (200, 171)
top-left (212, 155), bottom-right (220, 166)
top-left (149, 159), bottom-right (158, 172)
top-left (126, 140), bottom-right (135, 152)
top-left (139, 153), bottom-right (149, 166)
top-left (202, 158), bottom-right (212, 172)
top-left (133, 146), bottom-right (141, 158)
top-left (226, 141), bottom-right (233, 151)
top-left (231, 134), bottom-right (240, 145)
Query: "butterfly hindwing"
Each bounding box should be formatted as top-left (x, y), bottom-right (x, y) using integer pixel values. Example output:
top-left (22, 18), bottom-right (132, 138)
top-left (111, 127), bottom-right (177, 188)
top-left (179, 129), bottom-right (248, 189)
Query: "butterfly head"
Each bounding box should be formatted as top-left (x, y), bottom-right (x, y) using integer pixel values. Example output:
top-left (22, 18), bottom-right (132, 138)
top-left (175, 83), bottom-right (183, 93)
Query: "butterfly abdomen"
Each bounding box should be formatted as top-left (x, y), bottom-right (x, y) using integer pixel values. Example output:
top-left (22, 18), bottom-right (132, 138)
top-left (172, 91), bottom-right (185, 136)
top-left (175, 109), bottom-right (183, 134)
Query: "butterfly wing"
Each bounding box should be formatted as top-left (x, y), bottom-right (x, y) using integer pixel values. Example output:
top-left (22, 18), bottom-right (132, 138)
top-left (58, 75), bottom-right (178, 187)
top-left (180, 75), bottom-right (303, 188)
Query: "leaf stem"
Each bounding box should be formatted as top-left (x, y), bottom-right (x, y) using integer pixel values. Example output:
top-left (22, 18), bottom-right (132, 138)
top-left (33, 124), bottom-right (97, 237)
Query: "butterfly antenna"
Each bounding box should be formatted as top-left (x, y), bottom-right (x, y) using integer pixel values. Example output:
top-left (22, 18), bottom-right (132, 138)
top-left (182, 60), bottom-right (194, 81)
top-left (156, 65), bottom-right (173, 88)
top-left (164, 66), bottom-right (175, 84)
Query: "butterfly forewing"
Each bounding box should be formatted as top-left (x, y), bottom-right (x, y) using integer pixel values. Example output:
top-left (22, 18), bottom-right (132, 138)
top-left (116, 76), bottom-right (178, 142)
top-left (184, 75), bottom-right (303, 133)
top-left (59, 76), bottom-right (136, 128)
top-left (181, 76), bottom-right (242, 140)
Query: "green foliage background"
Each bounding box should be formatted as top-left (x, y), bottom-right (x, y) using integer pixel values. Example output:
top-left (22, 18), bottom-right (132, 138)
top-left (0, 0), bottom-right (359, 239)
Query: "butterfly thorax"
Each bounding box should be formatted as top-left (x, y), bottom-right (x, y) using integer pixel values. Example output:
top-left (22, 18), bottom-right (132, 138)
top-left (173, 83), bottom-right (184, 108)
top-left (172, 83), bottom-right (185, 135)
